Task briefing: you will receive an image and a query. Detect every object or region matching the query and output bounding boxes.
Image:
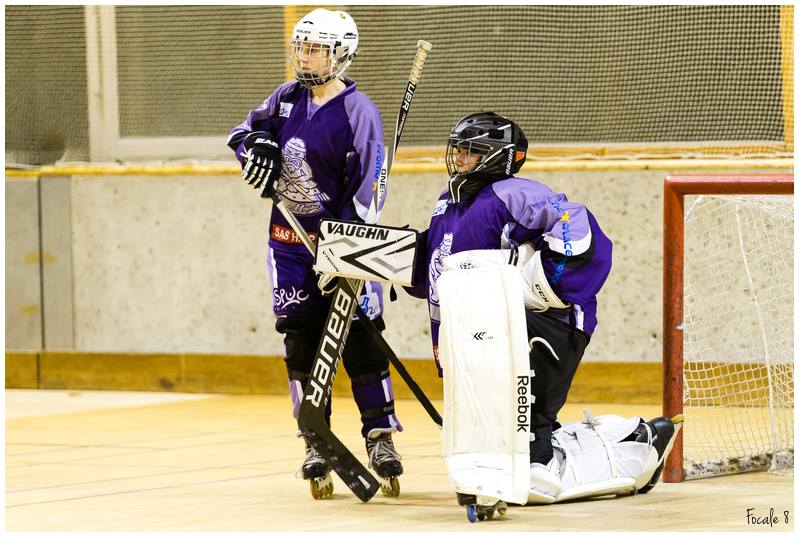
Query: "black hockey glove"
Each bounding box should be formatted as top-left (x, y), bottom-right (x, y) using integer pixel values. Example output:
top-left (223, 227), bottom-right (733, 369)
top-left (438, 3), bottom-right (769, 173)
top-left (241, 131), bottom-right (281, 197)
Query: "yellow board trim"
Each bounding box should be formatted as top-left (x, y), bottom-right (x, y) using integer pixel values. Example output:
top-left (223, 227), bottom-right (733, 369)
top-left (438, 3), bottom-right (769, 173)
top-left (781, 5), bottom-right (794, 146)
top-left (10, 351), bottom-right (789, 406)
top-left (6, 350), bottom-right (661, 404)
top-left (5, 351), bottom-right (38, 388)
top-left (5, 155), bottom-right (793, 179)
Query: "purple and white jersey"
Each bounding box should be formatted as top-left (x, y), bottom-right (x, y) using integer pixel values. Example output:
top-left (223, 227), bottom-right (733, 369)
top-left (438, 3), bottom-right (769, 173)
top-left (406, 177), bottom-right (613, 351)
top-left (228, 78), bottom-right (386, 318)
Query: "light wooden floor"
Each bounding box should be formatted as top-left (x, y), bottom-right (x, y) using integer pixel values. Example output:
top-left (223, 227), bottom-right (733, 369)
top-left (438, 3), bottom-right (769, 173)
top-left (5, 389), bottom-right (794, 532)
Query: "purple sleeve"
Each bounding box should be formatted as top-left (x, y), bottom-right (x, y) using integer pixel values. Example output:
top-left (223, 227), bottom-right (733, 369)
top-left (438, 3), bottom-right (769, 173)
top-left (343, 92), bottom-right (385, 223)
top-left (492, 179), bottom-right (612, 301)
top-left (226, 81), bottom-right (296, 166)
top-left (492, 179), bottom-right (594, 257)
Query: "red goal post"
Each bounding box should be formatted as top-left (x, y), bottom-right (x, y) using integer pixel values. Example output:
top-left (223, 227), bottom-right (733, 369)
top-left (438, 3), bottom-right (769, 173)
top-left (662, 174), bottom-right (794, 483)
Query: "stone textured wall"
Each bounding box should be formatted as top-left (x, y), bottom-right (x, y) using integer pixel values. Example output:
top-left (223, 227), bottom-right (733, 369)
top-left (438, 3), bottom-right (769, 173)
top-left (7, 167), bottom-right (788, 360)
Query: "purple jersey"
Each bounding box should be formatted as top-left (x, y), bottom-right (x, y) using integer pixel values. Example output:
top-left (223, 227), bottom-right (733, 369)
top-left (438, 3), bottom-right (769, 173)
top-left (406, 177), bottom-right (612, 353)
top-left (228, 78), bottom-right (386, 319)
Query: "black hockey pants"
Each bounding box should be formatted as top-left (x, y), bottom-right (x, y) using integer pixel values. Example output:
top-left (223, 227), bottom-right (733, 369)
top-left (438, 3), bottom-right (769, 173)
top-left (526, 309), bottom-right (590, 465)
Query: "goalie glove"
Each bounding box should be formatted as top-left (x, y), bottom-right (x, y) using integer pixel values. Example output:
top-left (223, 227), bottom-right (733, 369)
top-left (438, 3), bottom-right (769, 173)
top-left (442, 244), bottom-right (569, 312)
top-left (241, 131), bottom-right (281, 197)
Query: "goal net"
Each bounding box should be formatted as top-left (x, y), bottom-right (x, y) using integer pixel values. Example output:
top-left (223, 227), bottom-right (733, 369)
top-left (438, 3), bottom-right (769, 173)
top-left (665, 176), bottom-right (794, 480)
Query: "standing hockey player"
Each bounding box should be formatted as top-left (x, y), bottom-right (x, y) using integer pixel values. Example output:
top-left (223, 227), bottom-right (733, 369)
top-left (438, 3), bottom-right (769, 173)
top-left (404, 112), bottom-right (680, 511)
top-left (227, 8), bottom-right (403, 499)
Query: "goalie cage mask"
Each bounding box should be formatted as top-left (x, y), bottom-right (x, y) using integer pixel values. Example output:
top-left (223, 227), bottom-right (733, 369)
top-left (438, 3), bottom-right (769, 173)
top-left (288, 8), bottom-right (359, 87)
top-left (445, 112), bottom-right (528, 204)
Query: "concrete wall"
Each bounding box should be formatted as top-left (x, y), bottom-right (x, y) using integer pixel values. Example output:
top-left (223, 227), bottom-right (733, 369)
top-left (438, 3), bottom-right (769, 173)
top-left (6, 168), bottom-right (791, 361)
top-left (6, 179), bottom-right (42, 348)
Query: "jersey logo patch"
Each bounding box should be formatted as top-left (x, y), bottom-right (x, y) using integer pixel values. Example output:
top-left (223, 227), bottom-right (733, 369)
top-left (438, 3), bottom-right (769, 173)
top-left (432, 199), bottom-right (447, 217)
top-left (428, 232), bottom-right (454, 310)
top-left (278, 137), bottom-right (330, 216)
top-left (279, 102), bottom-right (294, 118)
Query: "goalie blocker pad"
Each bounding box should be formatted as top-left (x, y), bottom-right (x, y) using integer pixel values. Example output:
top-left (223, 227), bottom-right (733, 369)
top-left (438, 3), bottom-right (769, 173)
top-left (313, 219), bottom-right (418, 286)
top-left (438, 264), bottom-right (533, 506)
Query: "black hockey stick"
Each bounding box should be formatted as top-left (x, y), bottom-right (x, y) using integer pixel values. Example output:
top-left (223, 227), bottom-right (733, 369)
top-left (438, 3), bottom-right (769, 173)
top-left (288, 41), bottom-right (433, 503)
top-left (353, 305), bottom-right (442, 426)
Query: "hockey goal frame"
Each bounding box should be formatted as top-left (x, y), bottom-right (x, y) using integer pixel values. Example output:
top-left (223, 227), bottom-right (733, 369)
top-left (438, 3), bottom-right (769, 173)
top-left (662, 173), bottom-right (794, 483)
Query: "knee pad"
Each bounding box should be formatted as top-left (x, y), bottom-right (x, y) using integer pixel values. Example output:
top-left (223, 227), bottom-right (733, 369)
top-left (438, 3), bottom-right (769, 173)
top-left (278, 314), bottom-right (326, 373)
top-left (342, 316), bottom-right (388, 377)
top-left (349, 369), bottom-right (402, 437)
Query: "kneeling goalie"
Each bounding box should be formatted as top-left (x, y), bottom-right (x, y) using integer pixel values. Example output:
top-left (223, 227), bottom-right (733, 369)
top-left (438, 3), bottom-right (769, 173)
top-left (314, 112), bottom-right (682, 514)
top-left (401, 113), bottom-right (681, 511)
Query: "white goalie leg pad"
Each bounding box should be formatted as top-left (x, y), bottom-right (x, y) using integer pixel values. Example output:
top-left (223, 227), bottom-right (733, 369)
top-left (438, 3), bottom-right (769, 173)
top-left (438, 264), bottom-right (533, 506)
top-left (527, 459), bottom-right (561, 504)
top-left (551, 413), bottom-right (659, 503)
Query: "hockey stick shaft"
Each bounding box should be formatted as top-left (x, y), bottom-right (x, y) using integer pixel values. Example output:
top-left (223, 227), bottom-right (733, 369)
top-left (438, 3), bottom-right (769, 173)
top-left (367, 40), bottom-right (432, 223)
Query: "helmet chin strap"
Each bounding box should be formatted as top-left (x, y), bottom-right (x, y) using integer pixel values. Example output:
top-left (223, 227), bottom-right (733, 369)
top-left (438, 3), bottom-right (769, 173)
top-left (448, 171), bottom-right (494, 204)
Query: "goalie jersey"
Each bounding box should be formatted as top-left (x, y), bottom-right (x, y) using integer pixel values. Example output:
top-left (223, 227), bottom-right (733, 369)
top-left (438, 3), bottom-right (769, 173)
top-left (405, 177), bottom-right (613, 369)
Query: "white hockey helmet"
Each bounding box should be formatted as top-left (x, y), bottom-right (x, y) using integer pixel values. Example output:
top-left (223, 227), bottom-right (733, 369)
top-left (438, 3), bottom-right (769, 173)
top-left (288, 8), bottom-right (359, 87)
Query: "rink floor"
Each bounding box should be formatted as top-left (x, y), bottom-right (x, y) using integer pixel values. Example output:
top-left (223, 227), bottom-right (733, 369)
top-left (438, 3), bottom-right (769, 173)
top-left (5, 389), bottom-right (794, 531)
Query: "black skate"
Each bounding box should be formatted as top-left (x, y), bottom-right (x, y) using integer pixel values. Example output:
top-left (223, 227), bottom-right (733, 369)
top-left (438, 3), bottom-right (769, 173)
top-left (634, 414), bottom-right (684, 494)
top-left (457, 492), bottom-right (507, 523)
top-left (365, 432), bottom-right (403, 497)
top-left (300, 437), bottom-right (333, 499)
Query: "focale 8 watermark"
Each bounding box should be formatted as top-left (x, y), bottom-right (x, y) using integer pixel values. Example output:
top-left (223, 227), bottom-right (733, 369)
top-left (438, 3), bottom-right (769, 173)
top-left (746, 508), bottom-right (790, 527)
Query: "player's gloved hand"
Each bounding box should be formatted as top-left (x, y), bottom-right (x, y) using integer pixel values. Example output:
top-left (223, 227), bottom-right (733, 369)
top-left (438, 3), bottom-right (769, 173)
top-left (241, 131), bottom-right (281, 197)
top-left (317, 274), bottom-right (340, 296)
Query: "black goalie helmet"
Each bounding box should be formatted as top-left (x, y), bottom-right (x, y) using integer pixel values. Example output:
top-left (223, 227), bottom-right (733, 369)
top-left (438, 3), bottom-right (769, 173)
top-left (445, 112), bottom-right (528, 203)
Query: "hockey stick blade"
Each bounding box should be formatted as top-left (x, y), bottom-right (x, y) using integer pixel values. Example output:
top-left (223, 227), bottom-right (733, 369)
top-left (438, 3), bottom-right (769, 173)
top-left (297, 279), bottom-right (380, 502)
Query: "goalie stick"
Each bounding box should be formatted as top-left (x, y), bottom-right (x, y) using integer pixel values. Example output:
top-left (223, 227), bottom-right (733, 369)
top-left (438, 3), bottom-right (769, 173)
top-left (273, 40), bottom-right (433, 502)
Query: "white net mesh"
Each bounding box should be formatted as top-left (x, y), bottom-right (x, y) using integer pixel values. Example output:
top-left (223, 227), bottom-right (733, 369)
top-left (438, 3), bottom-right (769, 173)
top-left (682, 194), bottom-right (794, 479)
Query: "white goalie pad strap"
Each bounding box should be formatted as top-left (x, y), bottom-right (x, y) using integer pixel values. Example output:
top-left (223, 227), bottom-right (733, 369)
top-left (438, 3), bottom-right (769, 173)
top-left (442, 245), bottom-right (568, 311)
top-left (313, 219), bottom-right (418, 285)
top-left (546, 414), bottom-right (659, 502)
top-left (438, 264), bottom-right (532, 506)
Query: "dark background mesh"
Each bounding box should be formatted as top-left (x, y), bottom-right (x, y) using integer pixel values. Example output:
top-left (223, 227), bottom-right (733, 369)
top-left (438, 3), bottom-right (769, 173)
top-left (6, 5), bottom-right (787, 165)
top-left (6, 6), bottom-right (89, 165)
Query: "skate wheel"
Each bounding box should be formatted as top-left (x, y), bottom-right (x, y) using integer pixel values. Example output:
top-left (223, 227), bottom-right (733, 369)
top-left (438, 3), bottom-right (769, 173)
top-left (466, 505), bottom-right (477, 523)
top-left (310, 480), bottom-right (323, 499)
top-left (497, 503), bottom-right (507, 516)
top-left (380, 476), bottom-right (400, 497)
top-left (309, 477), bottom-right (333, 499)
top-left (476, 510), bottom-right (486, 521)
top-left (486, 508), bottom-right (495, 520)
